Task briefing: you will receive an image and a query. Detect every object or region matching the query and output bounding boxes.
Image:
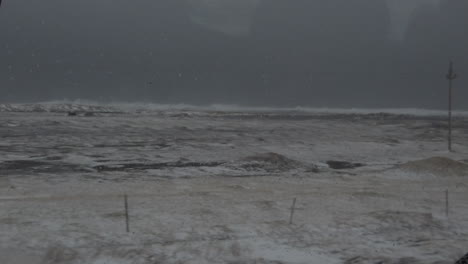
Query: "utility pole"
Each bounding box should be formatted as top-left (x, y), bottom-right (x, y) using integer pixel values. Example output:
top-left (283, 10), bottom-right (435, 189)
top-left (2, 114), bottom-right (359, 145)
top-left (446, 61), bottom-right (457, 152)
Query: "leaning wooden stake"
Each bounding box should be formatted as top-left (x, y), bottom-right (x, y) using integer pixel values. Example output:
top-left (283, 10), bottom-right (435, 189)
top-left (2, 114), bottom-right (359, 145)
top-left (289, 198), bottom-right (297, 225)
top-left (124, 194), bottom-right (130, 233)
top-left (445, 189), bottom-right (449, 218)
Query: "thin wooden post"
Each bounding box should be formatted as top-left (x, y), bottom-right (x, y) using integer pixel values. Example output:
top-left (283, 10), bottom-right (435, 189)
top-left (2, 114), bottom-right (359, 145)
top-left (289, 198), bottom-right (297, 225)
top-left (446, 61), bottom-right (457, 152)
top-left (124, 194), bottom-right (130, 233)
top-left (445, 189), bottom-right (449, 218)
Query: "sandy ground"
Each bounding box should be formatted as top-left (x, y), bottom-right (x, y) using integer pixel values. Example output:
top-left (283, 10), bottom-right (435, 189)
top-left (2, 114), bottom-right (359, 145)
top-left (1, 105), bottom-right (468, 263)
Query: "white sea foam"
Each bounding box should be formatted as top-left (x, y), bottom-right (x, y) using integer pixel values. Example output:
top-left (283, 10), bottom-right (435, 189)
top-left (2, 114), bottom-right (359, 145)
top-left (1, 100), bottom-right (468, 117)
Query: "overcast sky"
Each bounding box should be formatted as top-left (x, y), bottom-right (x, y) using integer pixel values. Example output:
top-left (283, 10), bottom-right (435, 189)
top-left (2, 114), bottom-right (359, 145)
top-left (189, 0), bottom-right (441, 40)
top-left (0, 0), bottom-right (467, 108)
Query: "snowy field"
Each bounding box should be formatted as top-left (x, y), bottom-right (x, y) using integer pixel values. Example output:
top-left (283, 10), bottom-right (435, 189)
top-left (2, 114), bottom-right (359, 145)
top-left (1, 103), bottom-right (468, 264)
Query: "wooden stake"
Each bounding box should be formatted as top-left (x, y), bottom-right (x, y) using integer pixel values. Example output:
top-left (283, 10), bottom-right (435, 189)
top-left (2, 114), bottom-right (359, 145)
top-left (124, 194), bottom-right (130, 233)
top-left (445, 189), bottom-right (449, 218)
top-left (289, 198), bottom-right (297, 225)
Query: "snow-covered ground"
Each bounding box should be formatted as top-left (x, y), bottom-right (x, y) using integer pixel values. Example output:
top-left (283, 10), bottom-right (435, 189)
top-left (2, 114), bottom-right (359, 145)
top-left (1, 103), bottom-right (468, 264)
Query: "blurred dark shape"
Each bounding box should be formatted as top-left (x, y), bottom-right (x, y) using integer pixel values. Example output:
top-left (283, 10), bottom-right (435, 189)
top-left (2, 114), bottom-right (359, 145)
top-left (455, 252), bottom-right (468, 264)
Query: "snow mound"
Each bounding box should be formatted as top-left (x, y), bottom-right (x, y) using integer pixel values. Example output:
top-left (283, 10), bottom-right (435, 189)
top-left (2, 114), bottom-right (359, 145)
top-left (239, 152), bottom-right (305, 172)
top-left (397, 157), bottom-right (468, 177)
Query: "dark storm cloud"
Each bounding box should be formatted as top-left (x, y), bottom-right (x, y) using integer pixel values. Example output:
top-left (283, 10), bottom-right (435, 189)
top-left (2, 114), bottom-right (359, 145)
top-left (0, 0), bottom-right (467, 108)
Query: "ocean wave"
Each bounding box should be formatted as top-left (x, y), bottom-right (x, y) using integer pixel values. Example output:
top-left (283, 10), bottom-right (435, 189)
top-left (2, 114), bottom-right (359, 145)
top-left (1, 100), bottom-right (467, 117)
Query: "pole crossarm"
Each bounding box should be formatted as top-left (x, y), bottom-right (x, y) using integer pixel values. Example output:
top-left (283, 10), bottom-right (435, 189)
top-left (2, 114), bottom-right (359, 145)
top-left (447, 61), bottom-right (458, 80)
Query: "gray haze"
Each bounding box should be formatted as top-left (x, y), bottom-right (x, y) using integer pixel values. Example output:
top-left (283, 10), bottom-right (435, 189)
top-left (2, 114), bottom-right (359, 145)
top-left (1, 0), bottom-right (467, 108)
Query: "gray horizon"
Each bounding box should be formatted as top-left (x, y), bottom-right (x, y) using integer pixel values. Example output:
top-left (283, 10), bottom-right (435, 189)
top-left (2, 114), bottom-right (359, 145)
top-left (0, 0), bottom-right (467, 109)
